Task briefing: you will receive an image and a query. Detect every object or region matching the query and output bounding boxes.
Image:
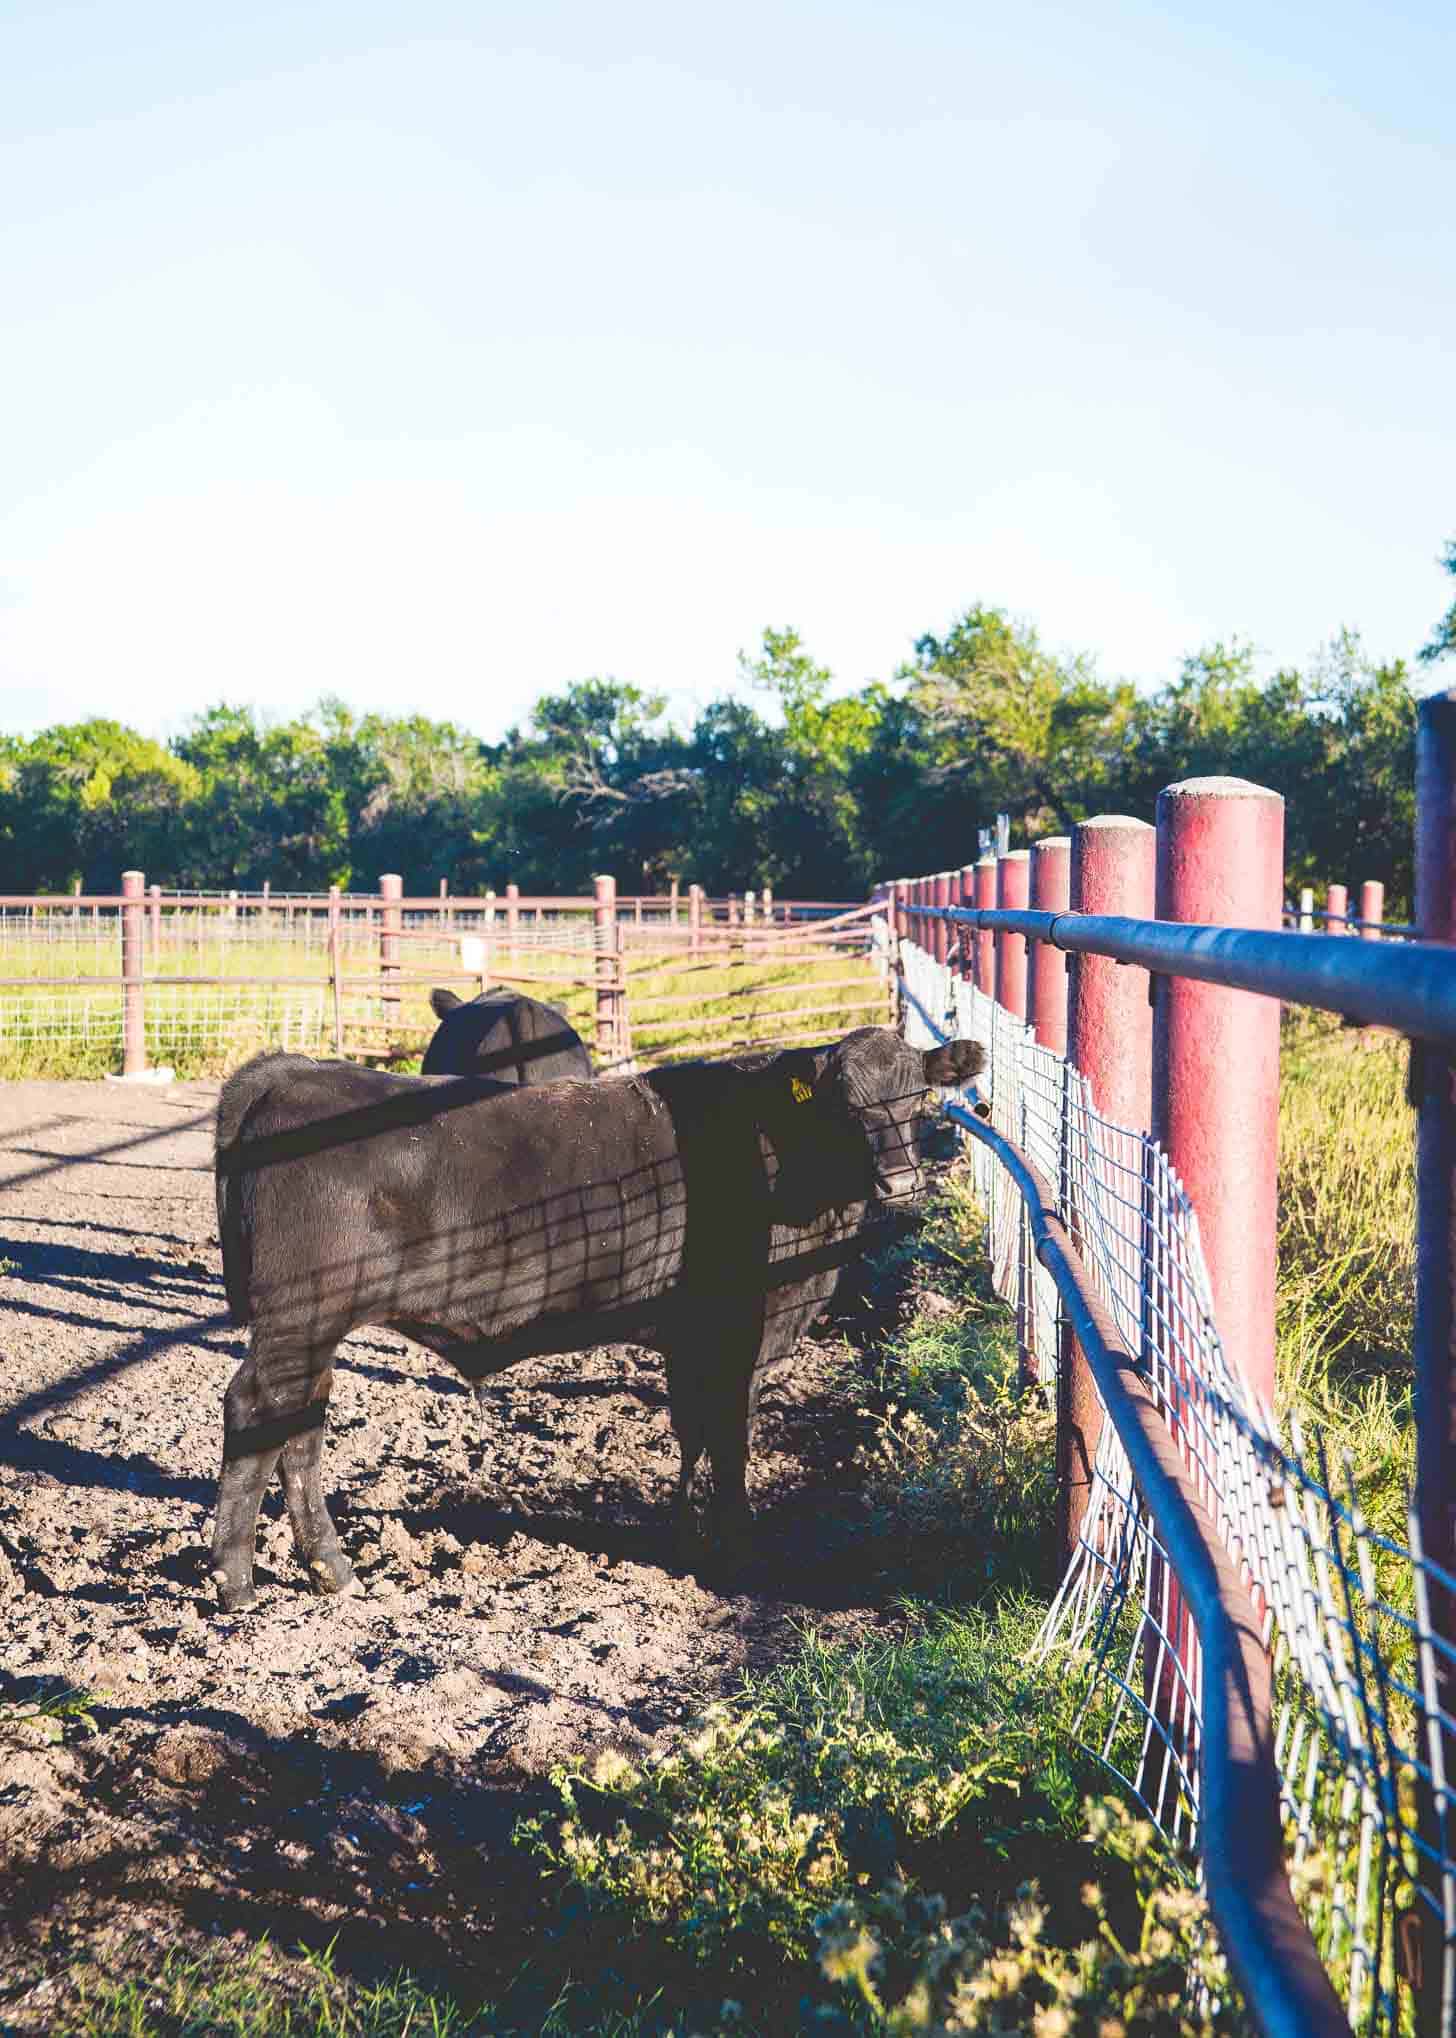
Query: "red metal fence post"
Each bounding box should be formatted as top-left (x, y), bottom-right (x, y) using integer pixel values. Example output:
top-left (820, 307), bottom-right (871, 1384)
top-left (148, 882), bottom-right (162, 959)
top-left (1060, 816), bottom-right (1155, 1566)
top-left (1068, 818), bottom-right (1155, 1127)
top-left (994, 851), bottom-right (1030, 1019)
top-left (120, 870), bottom-right (146, 1077)
top-left (1413, 688), bottom-right (1456, 2024)
top-left (379, 874), bottom-right (402, 1036)
top-left (959, 864), bottom-right (977, 979)
top-left (689, 883), bottom-right (703, 954)
top-left (893, 878), bottom-right (909, 948)
top-left (1028, 836), bottom-right (1071, 1052)
top-left (1359, 878), bottom-right (1384, 940)
top-left (505, 881), bottom-right (520, 965)
top-left (1326, 882), bottom-right (1348, 933)
top-left (931, 871), bottom-right (951, 967)
top-left (594, 874), bottom-right (619, 1065)
top-left (973, 857), bottom-right (996, 993)
top-left (1153, 778), bottom-right (1283, 1412)
top-left (328, 904), bottom-right (344, 1057)
top-left (1149, 780), bottom-right (1282, 1817)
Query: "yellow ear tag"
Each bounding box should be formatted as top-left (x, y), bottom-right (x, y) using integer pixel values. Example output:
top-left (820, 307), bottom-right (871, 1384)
top-left (790, 1076), bottom-right (813, 1104)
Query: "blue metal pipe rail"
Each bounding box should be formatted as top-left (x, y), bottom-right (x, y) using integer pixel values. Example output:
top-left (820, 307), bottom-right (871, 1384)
top-left (916, 905), bottom-right (1456, 1043)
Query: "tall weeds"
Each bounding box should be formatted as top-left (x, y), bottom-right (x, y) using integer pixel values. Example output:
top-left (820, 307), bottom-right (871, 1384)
top-left (1276, 1010), bottom-right (1414, 1544)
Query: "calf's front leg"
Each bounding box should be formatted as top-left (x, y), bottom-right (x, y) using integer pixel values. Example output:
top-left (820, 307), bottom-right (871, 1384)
top-left (699, 1348), bottom-right (756, 1579)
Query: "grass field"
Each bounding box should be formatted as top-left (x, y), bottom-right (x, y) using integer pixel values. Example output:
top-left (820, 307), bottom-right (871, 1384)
top-left (0, 928), bottom-right (891, 1081)
top-left (11, 1004), bottom-right (1418, 2034)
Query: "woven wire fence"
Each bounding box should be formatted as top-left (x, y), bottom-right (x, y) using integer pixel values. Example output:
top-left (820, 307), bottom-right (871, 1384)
top-left (900, 935), bottom-right (1452, 2036)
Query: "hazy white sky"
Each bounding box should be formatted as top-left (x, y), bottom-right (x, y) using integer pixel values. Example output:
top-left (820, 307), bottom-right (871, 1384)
top-left (2, 0), bottom-right (1452, 742)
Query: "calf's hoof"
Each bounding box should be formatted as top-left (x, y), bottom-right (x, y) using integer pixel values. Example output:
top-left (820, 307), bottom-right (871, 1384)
top-left (305, 1548), bottom-right (358, 1598)
top-left (210, 1565), bottom-right (258, 1614)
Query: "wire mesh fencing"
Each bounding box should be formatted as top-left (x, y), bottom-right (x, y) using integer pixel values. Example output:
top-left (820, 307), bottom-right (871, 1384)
top-left (900, 934), bottom-right (1449, 2036)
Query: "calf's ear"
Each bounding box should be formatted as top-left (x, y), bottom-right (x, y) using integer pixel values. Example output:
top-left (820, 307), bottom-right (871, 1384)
top-left (922, 1039), bottom-right (986, 1087)
top-left (430, 988), bottom-right (463, 1019)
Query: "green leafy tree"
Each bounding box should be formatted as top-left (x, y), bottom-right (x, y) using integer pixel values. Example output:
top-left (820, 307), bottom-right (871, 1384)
top-left (909, 605), bottom-right (1136, 838)
top-left (0, 605), bottom-right (1421, 904)
top-left (175, 705), bottom-right (352, 889)
top-left (344, 709), bottom-right (492, 890)
top-left (0, 720), bottom-right (199, 889)
top-left (1123, 641), bottom-right (1325, 809)
top-left (487, 680), bottom-right (699, 893)
top-left (734, 627), bottom-right (885, 892)
top-left (1420, 537), bottom-right (1456, 667)
top-left (1302, 633), bottom-right (1416, 911)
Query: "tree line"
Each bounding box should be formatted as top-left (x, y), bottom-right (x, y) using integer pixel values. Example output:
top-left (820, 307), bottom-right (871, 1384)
top-left (0, 601), bottom-right (1434, 909)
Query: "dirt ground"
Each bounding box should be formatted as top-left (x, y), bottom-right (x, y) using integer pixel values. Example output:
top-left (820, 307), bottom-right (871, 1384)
top-left (0, 1077), bottom-right (898, 2028)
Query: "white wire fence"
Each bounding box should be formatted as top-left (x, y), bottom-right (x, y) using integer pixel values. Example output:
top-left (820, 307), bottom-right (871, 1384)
top-left (900, 934), bottom-right (1448, 2037)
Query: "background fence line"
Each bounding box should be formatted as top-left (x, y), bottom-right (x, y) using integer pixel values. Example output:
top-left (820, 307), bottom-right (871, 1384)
top-left (0, 873), bottom-right (890, 1077)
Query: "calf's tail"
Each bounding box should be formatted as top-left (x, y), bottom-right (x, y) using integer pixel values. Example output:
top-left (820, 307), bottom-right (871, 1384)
top-left (215, 1165), bottom-right (252, 1326)
top-left (214, 1053), bottom-right (295, 1327)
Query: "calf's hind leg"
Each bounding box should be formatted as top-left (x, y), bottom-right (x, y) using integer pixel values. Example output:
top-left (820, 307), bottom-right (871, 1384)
top-left (210, 1331), bottom-right (340, 1611)
top-left (279, 1361), bottom-right (357, 1598)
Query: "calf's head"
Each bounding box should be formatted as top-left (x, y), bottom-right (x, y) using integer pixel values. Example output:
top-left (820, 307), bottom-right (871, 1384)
top-left (766, 1026), bottom-right (984, 1221)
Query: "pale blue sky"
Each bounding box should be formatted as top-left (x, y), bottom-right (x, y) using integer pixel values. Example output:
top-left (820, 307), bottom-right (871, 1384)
top-left (2, 0), bottom-right (1451, 742)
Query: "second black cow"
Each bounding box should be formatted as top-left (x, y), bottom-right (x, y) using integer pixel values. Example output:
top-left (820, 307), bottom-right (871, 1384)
top-left (421, 986), bottom-right (592, 1083)
top-left (210, 1025), bottom-right (983, 1610)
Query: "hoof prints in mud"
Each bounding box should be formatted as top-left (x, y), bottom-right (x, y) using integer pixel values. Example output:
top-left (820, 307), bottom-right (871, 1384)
top-left (0, 1078), bottom-right (885, 2018)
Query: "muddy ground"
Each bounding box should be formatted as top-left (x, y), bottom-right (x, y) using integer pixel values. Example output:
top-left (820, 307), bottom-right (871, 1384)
top-left (0, 1078), bottom-right (911, 2029)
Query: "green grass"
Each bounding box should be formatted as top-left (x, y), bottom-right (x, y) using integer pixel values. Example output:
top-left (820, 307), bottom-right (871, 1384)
top-left (0, 1678), bottom-right (100, 1746)
top-left (63, 1940), bottom-right (491, 2037)
top-left (849, 1170), bottom-right (1058, 1606)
